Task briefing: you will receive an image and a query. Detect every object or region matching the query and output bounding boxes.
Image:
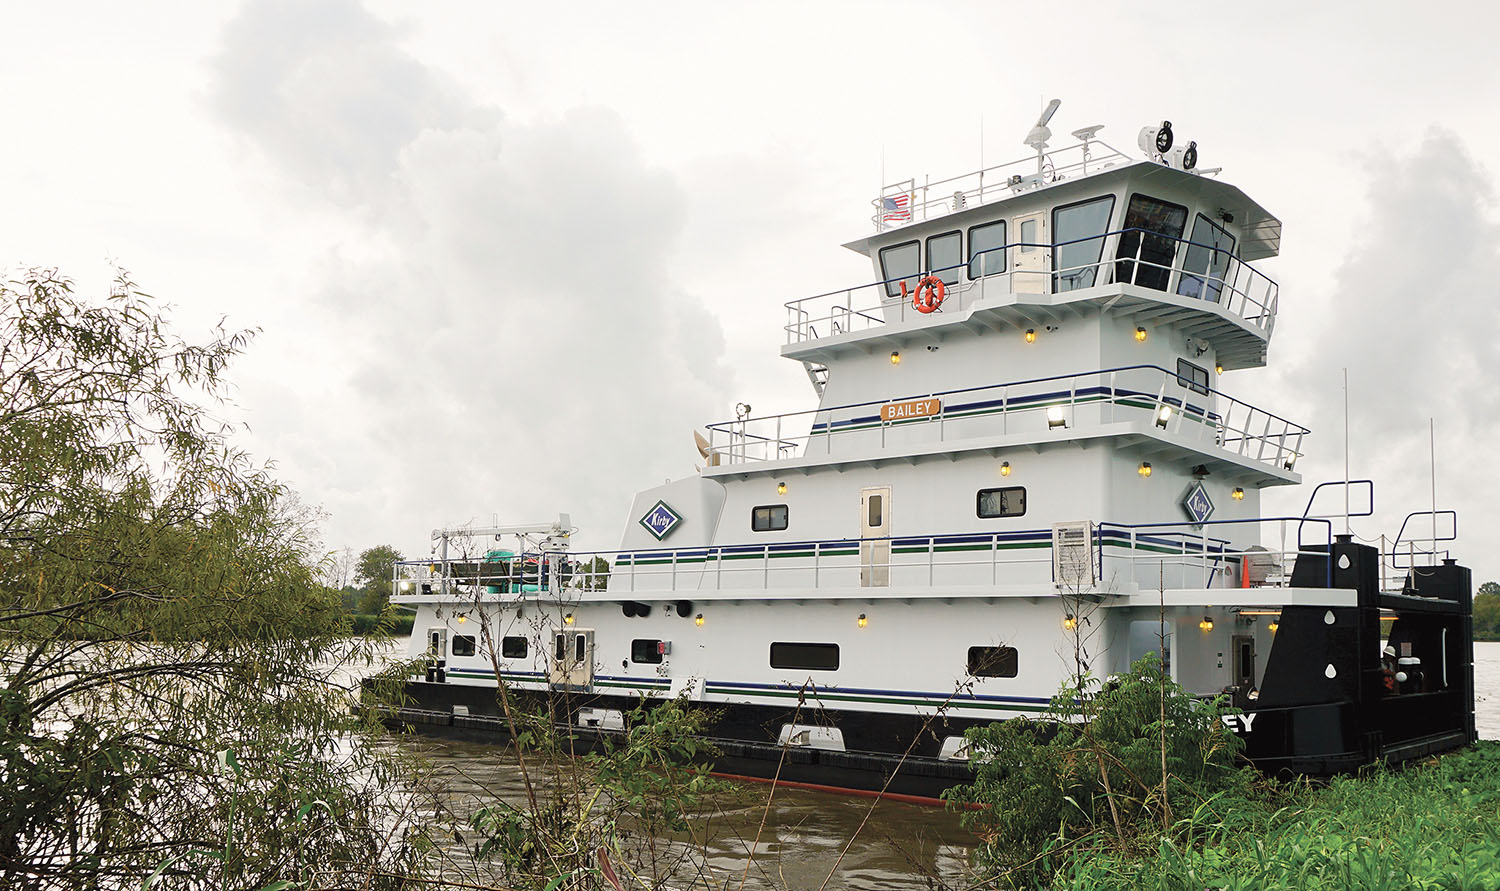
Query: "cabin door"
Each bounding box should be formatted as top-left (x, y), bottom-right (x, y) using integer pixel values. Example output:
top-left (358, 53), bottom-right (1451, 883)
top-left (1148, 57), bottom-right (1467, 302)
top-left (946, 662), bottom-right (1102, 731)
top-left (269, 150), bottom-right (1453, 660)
top-left (425, 626), bottom-right (448, 683)
top-left (550, 628), bottom-right (594, 689)
top-left (1011, 211), bottom-right (1049, 295)
top-left (860, 486), bottom-right (892, 587)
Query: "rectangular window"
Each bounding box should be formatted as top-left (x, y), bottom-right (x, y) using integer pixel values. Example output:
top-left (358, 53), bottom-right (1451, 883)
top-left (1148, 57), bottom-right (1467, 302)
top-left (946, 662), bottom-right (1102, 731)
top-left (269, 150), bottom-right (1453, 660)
top-left (879, 240), bottom-right (920, 298)
top-left (451, 635), bottom-right (477, 657)
top-left (968, 220), bottom-right (1006, 280)
top-left (501, 636), bottom-right (528, 659)
top-left (1052, 196), bottom-right (1116, 292)
top-left (1177, 214), bottom-right (1238, 302)
top-left (751, 504), bottom-right (789, 532)
top-left (631, 639), bottom-right (664, 664)
top-left (867, 493), bottom-right (883, 527)
top-left (976, 486), bottom-right (1027, 519)
top-left (1115, 194), bottom-right (1188, 291)
top-left (926, 230), bottom-right (962, 285)
top-left (1176, 359), bottom-right (1210, 396)
top-left (967, 646), bottom-right (1019, 678)
top-left (770, 642), bottom-right (840, 671)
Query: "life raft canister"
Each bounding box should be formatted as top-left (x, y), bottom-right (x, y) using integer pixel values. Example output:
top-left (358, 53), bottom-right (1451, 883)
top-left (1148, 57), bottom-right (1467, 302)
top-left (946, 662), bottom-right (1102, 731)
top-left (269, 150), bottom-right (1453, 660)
top-left (900, 275), bottom-right (946, 314)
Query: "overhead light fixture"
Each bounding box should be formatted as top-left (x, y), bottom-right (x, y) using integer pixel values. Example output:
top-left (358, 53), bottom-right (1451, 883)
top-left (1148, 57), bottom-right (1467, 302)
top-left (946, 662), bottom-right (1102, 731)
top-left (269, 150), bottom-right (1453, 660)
top-left (564, 613), bottom-right (575, 625)
top-left (889, 351), bottom-right (901, 366)
top-left (457, 614), bottom-right (466, 624)
top-left (1199, 615), bottom-right (1214, 632)
top-left (1138, 461), bottom-right (1153, 478)
top-left (1135, 326), bottom-right (1148, 343)
top-left (1063, 614), bottom-right (1077, 631)
top-left (1047, 405), bottom-right (1066, 429)
top-left (1024, 328), bottom-right (1036, 343)
top-left (1000, 461), bottom-right (1012, 477)
top-left (1155, 405), bottom-right (1172, 428)
top-left (1232, 487), bottom-right (1245, 501)
top-left (1268, 620), bottom-right (1279, 634)
top-left (857, 613), bottom-right (868, 628)
top-left (695, 613), bottom-right (705, 627)
top-left (1215, 364), bottom-right (1223, 375)
top-left (777, 481), bottom-right (787, 496)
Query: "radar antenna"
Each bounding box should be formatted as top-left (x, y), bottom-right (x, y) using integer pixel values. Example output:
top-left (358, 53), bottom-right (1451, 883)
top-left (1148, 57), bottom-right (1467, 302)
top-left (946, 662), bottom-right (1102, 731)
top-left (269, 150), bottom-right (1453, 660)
top-left (1024, 98), bottom-right (1061, 173)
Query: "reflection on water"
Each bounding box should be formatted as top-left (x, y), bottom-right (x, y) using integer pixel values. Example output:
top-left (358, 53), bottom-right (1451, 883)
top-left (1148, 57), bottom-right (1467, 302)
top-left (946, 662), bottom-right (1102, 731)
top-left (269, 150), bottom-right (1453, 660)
top-left (389, 642), bottom-right (1500, 888)
top-left (398, 733), bottom-right (978, 890)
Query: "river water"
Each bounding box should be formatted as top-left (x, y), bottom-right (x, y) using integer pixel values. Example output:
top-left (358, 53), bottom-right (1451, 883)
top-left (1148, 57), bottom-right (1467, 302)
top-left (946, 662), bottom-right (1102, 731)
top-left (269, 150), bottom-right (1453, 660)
top-left (394, 642), bottom-right (1500, 889)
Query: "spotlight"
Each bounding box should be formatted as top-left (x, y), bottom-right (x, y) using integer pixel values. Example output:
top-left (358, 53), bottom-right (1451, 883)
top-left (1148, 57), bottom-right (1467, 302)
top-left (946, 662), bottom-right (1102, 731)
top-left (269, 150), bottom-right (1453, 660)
top-left (1138, 462), bottom-right (1153, 478)
top-left (1047, 405), bottom-right (1066, 429)
top-left (1155, 405), bottom-right (1172, 428)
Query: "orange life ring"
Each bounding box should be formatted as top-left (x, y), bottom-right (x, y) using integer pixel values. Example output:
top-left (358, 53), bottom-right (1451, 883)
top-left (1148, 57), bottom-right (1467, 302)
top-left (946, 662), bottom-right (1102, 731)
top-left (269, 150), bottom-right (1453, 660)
top-left (903, 275), bottom-right (945, 314)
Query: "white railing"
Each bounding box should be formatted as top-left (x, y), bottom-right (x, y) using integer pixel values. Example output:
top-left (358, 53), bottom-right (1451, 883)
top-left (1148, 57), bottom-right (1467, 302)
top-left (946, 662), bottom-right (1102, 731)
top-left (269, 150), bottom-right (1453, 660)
top-left (786, 228), bottom-right (1278, 345)
top-left (873, 139), bottom-right (1135, 231)
top-left (703, 364), bottom-right (1307, 473)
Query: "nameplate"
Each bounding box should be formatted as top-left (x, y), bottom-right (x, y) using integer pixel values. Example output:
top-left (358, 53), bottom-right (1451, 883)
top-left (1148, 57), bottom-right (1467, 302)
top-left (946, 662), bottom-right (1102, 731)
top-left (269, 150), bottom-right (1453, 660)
top-left (881, 398), bottom-right (942, 422)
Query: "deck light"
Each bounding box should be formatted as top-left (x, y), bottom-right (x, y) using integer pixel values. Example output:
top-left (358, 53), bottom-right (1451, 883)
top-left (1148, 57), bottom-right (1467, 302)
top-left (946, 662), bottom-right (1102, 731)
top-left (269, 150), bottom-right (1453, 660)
top-left (564, 613), bottom-right (575, 625)
top-left (1268, 620), bottom-right (1279, 634)
top-left (1155, 405), bottom-right (1172, 428)
top-left (777, 481), bottom-right (787, 496)
top-left (1199, 616), bottom-right (1214, 632)
top-left (1047, 405), bottom-right (1066, 429)
top-left (857, 613), bottom-right (868, 628)
top-left (1232, 487), bottom-right (1245, 501)
top-left (695, 613), bottom-right (705, 627)
top-left (1135, 326), bottom-right (1148, 343)
top-left (457, 614), bottom-right (466, 624)
top-left (1284, 455), bottom-right (1298, 471)
top-left (1024, 328), bottom-right (1036, 343)
top-left (890, 351), bottom-right (901, 366)
top-left (1000, 461), bottom-right (1012, 477)
top-left (1216, 363), bottom-right (1223, 375)
top-left (399, 580), bottom-right (412, 592)
top-left (1063, 614), bottom-right (1077, 631)
top-left (1138, 461), bottom-right (1152, 478)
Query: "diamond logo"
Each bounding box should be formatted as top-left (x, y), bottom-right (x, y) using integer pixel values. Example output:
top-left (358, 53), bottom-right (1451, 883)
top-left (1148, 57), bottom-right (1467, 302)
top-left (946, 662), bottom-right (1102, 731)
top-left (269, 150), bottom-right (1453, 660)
top-left (638, 500), bottom-right (682, 541)
top-left (1182, 482), bottom-right (1215, 526)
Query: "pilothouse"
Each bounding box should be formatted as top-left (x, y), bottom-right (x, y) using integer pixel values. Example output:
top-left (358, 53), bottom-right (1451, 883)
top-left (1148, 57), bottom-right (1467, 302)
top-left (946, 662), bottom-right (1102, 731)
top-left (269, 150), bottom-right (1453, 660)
top-left (389, 102), bottom-right (1477, 795)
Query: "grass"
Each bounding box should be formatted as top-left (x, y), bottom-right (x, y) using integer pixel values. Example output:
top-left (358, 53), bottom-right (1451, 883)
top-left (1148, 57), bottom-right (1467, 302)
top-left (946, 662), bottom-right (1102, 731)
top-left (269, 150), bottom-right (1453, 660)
top-left (1049, 741), bottom-right (1500, 890)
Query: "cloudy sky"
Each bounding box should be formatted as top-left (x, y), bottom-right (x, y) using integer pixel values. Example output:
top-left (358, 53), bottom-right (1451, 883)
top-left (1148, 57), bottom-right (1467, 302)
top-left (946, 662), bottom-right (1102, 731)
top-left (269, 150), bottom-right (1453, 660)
top-left (5, 1), bottom-right (1500, 579)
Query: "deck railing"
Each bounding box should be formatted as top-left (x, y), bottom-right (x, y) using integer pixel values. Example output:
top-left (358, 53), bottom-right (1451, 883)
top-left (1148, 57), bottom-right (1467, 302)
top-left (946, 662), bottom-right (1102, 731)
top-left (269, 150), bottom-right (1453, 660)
top-left (703, 363), bottom-right (1308, 472)
top-left (785, 228), bottom-right (1278, 345)
top-left (392, 518), bottom-right (1338, 599)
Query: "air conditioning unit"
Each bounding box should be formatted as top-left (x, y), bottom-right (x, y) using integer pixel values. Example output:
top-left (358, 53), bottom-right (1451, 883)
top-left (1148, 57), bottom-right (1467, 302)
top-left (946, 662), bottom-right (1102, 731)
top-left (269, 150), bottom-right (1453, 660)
top-left (1053, 521), bottom-right (1097, 587)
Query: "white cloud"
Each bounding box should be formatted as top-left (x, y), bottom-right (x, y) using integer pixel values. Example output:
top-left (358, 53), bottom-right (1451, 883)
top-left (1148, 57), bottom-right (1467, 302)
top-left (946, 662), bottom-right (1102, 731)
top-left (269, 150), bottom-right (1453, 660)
top-left (210, 0), bottom-right (730, 555)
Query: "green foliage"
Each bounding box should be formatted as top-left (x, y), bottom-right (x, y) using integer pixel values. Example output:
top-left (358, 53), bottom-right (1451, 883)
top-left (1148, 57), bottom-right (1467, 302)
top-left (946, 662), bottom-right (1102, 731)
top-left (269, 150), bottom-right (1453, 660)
top-left (1051, 742), bottom-right (1500, 890)
top-left (1474, 581), bottom-right (1499, 641)
top-left (354, 544), bottom-right (404, 614)
top-left (945, 653), bottom-right (1251, 884)
top-left (0, 271), bottom-right (423, 888)
top-left (574, 555), bottom-right (611, 591)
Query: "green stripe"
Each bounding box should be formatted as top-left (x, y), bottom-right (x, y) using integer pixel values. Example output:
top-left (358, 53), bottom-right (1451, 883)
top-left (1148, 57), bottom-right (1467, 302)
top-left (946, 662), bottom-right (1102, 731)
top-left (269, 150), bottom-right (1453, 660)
top-left (702, 685), bottom-right (1047, 713)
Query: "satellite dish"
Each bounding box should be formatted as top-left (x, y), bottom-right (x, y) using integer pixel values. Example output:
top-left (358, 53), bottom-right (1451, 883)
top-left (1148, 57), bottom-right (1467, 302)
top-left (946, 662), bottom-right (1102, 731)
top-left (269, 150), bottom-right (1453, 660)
top-left (1070, 125), bottom-right (1104, 141)
top-left (1024, 98), bottom-right (1062, 150)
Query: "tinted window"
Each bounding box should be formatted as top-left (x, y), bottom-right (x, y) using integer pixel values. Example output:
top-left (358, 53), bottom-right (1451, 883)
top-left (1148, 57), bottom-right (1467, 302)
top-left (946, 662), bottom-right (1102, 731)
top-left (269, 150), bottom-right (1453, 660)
top-left (1177, 214), bottom-right (1237, 303)
top-left (967, 646), bottom-right (1018, 678)
top-left (1116, 194), bottom-right (1188, 291)
top-left (1052, 196), bottom-right (1115, 291)
top-left (976, 487), bottom-right (1027, 518)
top-left (451, 635), bottom-right (477, 657)
top-left (867, 494), bottom-right (883, 527)
top-left (751, 504), bottom-right (789, 532)
top-left (926, 231), bottom-right (962, 285)
top-left (631, 639), bottom-right (664, 664)
top-left (1176, 359), bottom-right (1210, 396)
top-left (501, 636), bottom-right (528, 659)
top-left (879, 241), bottom-right (920, 298)
top-left (575, 633), bottom-right (586, 661)
top-left (968, 220), bottom-right (1006, 280)
top-left (770, 642), bottom-right (840, 671)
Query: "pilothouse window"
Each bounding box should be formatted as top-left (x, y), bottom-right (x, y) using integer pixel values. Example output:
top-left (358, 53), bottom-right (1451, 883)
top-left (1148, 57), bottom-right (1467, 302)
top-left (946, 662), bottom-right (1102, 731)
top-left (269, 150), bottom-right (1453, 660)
top-left (926, 231), bottom-right (962, 285)
top-left (968, 220), bottom-right (1006, 280)
top-left (1052, 196), bottom-right (1115, 291)
top-left (1178, 214), bottom-right (1237, 302)
top-left (879, 241), bottom-right (920, 298)
top-left (1116, 194), bottom-right (1188, 291)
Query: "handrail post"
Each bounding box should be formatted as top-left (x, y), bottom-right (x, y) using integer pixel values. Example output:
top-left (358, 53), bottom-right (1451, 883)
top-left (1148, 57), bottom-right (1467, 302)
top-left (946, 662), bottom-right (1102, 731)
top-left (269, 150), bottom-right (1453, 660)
top-left (814, 540), bottom-right (821, 589)
top-left (763, 544), bottom-right (770, 587)
top-left (671, 548), bottom-right (678, 592)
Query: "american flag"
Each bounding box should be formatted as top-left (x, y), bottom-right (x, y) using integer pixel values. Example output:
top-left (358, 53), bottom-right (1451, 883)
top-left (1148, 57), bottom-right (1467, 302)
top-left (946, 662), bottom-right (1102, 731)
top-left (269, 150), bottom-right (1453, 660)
top-left (881, 194), bottom-right (911, 222)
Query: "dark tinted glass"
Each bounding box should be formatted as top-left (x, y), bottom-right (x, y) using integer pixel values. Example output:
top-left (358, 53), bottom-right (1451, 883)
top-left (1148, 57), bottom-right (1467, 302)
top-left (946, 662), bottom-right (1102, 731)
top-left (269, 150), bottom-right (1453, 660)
top-left (977, 487), bottom-right (1027, 518)
top-left (966, 646), bottom-right (1018, 677)
top-left (770, 642), bottom-right (840, 671)
top-left (1116, 194), bottom-right (1188, 291)
top-left (1177, 214), bottom-right (1237, 302)
top-left (451, 635), bottom-right (477, 657)
top-left (1176, 359), bottom-right (1209, 396)
top-left (501, 636), bottom-right (528, 659)
top-left (631, 639), bottom-right (664, 664)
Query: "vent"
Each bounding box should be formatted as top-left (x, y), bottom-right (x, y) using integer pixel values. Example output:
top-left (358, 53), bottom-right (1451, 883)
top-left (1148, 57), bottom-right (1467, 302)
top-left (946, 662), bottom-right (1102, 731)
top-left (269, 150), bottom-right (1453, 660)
top-left (1053, 521), bottom-right (1097, 587)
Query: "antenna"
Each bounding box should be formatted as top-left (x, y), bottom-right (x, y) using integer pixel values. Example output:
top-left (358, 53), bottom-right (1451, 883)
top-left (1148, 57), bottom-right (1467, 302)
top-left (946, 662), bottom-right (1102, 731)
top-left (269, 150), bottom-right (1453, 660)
top-left (1025, 98), bottom-right (1061, 174)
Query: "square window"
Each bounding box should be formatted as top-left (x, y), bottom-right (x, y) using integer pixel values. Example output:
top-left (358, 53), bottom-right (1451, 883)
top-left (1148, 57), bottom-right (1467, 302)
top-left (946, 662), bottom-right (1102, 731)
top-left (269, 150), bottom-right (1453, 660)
top-left (451, 635), bottom-right (477, 657)
top-left (501, 635), bottom-right (527, 659)
top-left (751, 504), bottom-right (789, 532)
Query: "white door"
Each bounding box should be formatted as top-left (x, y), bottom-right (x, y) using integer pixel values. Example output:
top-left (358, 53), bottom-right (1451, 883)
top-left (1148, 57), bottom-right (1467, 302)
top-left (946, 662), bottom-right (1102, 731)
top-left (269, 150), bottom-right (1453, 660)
top-left (860, 487), bottom-right (892, 587)
top-left (550, 628), bottom-right (595, 689)
top-left (1012, 211), bottom-right (1049, 294)
top-left (426, 626), bottom-right (448, 682)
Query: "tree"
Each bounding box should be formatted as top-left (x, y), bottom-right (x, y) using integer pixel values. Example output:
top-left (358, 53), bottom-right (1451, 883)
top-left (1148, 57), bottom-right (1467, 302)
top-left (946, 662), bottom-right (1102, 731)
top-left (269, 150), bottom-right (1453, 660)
top-left (354, 544), bottom-right (404, 614)
top-left (0, 270), bottom-right (423, 888)
top-left (1476, 581), bottom-right (1500, 640)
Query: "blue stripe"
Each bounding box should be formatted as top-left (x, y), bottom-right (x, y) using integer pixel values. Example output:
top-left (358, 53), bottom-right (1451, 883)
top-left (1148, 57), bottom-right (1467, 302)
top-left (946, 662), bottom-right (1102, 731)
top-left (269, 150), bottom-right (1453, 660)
top-left (706, 679), bottom-right (1050, 705)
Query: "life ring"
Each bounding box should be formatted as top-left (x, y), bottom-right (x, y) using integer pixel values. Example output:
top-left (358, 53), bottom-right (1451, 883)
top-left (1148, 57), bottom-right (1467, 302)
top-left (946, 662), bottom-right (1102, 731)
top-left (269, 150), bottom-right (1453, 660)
top-left (901, 275), bottom-right (945, 314)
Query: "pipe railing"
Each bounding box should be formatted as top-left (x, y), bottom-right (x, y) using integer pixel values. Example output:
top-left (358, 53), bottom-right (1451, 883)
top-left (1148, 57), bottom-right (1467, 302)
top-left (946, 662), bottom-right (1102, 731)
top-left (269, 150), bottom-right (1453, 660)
top-left (785, 228), bottom-right (1278, 344)
top-left (703, 363), bottom-right (1308, 472)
